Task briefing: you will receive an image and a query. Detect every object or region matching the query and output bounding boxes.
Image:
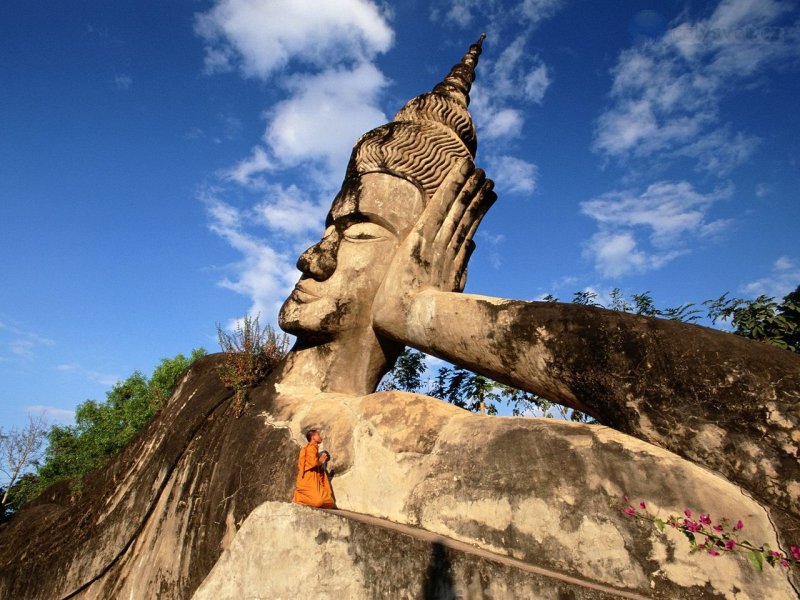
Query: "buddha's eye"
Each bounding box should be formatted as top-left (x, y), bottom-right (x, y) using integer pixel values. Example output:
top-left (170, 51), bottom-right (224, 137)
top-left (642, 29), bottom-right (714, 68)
top-left (343, 222), bottom-right (391, 242)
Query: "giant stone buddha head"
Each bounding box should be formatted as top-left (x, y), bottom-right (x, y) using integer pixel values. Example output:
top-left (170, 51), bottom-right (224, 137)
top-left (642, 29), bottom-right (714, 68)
top-left (279, 35), bottom-right (486, 340)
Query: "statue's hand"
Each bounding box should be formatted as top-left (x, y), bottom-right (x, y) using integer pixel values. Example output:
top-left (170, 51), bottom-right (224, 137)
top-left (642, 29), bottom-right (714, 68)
top-left (372, 158), bottom-right (496, 340)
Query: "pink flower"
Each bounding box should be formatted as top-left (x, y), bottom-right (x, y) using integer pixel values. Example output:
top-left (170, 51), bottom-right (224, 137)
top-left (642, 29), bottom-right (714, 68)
top-left (707, 549), bottom-right (720, 556)
top-left (700, 514), bottom-right (711, 525)
top-left (781, 559), bottom-right (789, 568)
top-left (684, 509), bottom-right (693, 517)
top-left (734, 520), bottom-right (744, 530)
top-left (712, 525), bottom-right (724, 532)
top-left (790, 546), bottom-right (800, 560)
top-left (624, 507), bottom-right (636, 517)
top-left (684, 520), bottom-right (701, 532)
top-left (639, 501), bottom-right (647, 510)
top-left (770, 551), bottom-right (782, 558)
top-left (623, 495), bottom-right (629, 503)
top-left (724, 540), bottom-right (736, 550)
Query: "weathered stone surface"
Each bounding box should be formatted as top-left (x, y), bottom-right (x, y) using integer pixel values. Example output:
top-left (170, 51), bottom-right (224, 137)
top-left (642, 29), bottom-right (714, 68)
top-left (2, 359), bottom-right (796, 599)
top-left (388, 293), bottom-right (800, 542)
top-left (193, 502), bottom-right (642, 600)
top-left (0, 355), bottom-right (298, 599)
top-left (253, 383), bottom-right (798, 600)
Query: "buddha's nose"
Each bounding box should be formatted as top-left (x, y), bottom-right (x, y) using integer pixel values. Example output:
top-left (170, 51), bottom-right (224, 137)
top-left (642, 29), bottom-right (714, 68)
top-left (297, 230), bottom-right (338, 281)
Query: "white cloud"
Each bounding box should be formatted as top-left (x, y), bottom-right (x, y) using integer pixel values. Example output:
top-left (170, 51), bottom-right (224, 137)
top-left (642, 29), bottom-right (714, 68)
top-left (517, 0), bottom-right (565, 26)
top-left (432, 0), bottom-right (564, 29)
top-left (27, 405), bottom-right (75, 423)
top-left (774, 255), bottom-right (794, 270)
top-left (477, 230), bottom-right (506, 269)
top-left (470, 36), bottom-right (552, 142)
top-left (56, 363), bottom-right (120, 387)
top-left (742, 255), bottom-right (800, 298)
top-left (204, 192), bottom-right (299, 324)
top-left (581, 181), bottom-right (731, 277)
top-left (224, 146), bottom-right (275, 188)
top-left (474, 101), bottom-right (524, 140)
top-left (195, 0), bottom-right (393, 79)
top-left (0, 321), bottom-right (54, 360)
top-left (439, 0), bottom-right (476, 27)
top-left (253, 184), bottom-right (327, 235)
top-left (184, 127), bottom-right (206, 141)
top-left (486, 155), bottom-right (538, 194)
top-left (264, 63), bottom-right (389, 175)
top-left (489, 35), bottom-right (551, 105)
top-left (114, 74), bottom-right (132, 90)
top-left (594, 0), bottom-right (800, 175)
top-left (550, 275), bottom-right (579, 292)
top-left (755, 182), bottom-right (772, 198)
top-left (676, 127), bottom-right (759, 175)
top-left (217, 113), bottom-right (243, 141)
top-left (523, 63), bottom-right (550, 103)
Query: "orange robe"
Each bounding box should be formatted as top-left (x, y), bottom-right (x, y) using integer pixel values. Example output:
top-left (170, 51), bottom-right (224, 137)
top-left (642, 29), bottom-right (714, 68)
top-left (292, 442), bottom-right (335, 508)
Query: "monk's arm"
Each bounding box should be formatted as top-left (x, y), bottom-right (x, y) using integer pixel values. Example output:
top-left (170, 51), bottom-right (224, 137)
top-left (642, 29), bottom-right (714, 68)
top-left (300, 447), bottom-right (327, 474)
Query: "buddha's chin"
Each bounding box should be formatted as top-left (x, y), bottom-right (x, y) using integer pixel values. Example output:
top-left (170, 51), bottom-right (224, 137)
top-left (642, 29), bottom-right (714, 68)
top-left (278, 297), bottom-right (332, 337)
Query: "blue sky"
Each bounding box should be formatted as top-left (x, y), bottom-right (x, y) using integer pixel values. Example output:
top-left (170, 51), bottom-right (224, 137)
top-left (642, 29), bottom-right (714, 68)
top-left (1, 0), bottom-right (799, 430)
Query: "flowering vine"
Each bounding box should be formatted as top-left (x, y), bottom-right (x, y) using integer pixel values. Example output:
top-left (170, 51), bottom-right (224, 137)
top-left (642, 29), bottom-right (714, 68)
top-left (616, 496), bottom-right (799, 571)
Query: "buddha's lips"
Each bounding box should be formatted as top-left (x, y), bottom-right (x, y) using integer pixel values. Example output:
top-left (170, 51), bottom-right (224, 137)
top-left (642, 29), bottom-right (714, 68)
top-left (292, 283), bottom-right (320, 302)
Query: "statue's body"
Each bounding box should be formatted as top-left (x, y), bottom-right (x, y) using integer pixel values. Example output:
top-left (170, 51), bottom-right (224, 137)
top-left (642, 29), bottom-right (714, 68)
top-left (1, 36), bottom-right (798, 599)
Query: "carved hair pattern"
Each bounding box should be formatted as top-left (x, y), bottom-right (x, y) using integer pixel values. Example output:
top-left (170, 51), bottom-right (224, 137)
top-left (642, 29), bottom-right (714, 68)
top-left (344, 34), bottom-right (485, 201)
top-left (350, 122), bottom-right (470, 201)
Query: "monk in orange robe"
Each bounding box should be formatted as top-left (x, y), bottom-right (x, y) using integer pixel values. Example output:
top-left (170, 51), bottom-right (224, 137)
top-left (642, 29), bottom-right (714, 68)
top-left (292, 429), bottom-right (335, 508)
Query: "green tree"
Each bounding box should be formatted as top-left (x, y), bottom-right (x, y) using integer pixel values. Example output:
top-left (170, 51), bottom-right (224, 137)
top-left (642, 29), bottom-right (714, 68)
top-left (430, 367), bottom-right (500, 415)
top-left (705, 286), bottom-right (800, 351)
top-left (379, 349), bottom-right (427, 393)
top-left (11, 348), bottom-right (206, 510)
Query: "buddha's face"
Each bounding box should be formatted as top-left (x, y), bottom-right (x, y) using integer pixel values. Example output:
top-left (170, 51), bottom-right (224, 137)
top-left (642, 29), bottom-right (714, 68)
top-left (279, 172), bottom-right (423, 337)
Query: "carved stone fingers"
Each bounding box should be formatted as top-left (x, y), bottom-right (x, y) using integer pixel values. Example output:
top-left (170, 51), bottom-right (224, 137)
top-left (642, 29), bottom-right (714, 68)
top-left (420, 159), bottom-right (495, 291)
top-left (451, 179), bottom-right (496, 291)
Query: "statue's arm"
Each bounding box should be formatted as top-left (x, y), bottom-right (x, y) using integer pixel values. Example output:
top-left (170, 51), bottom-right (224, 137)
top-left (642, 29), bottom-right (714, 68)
top-left (378, 287), bottom-right (800, 525)
top-left (371, 156), bottom-right (800, 529)
top-left (377, 290), bottom-right (596, 415)
top-left (386, 287), bottom-right (800, 425)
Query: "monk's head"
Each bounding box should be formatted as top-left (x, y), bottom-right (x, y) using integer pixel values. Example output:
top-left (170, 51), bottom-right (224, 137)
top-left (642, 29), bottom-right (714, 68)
top-left (305, 429), bottom-right (321, 443)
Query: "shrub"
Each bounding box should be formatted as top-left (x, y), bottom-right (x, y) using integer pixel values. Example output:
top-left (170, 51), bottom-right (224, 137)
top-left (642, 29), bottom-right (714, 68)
top-left (216, 315), bottom-right (290, 416)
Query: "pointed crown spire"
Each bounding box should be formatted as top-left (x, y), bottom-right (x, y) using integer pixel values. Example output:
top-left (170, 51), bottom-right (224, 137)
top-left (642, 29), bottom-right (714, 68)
top-left (433, 32), bottom-right (485, 106)
top-left (345, 36), bottom-right (486, 202)
top-left (392, 34), bottom-right (485, 156)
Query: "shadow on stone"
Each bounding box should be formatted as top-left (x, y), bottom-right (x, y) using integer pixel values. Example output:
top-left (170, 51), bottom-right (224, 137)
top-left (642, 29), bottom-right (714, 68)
top-left (422, 541), bottom-right (455, 600)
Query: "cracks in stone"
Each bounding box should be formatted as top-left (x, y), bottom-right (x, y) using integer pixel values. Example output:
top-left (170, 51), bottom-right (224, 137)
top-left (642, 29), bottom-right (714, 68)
top-left (217, 468), bottom-right (244, 512)
top-left (729, 474), bottom-right (800, 597)
top-left (58, 381), bottom-right (236, 600)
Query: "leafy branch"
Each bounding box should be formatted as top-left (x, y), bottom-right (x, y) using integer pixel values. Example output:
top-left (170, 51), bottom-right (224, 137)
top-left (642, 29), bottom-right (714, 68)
top-left (216, 314), bottom-right (290, 417)
top-left (616, 496), bottom-right (799, 571)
